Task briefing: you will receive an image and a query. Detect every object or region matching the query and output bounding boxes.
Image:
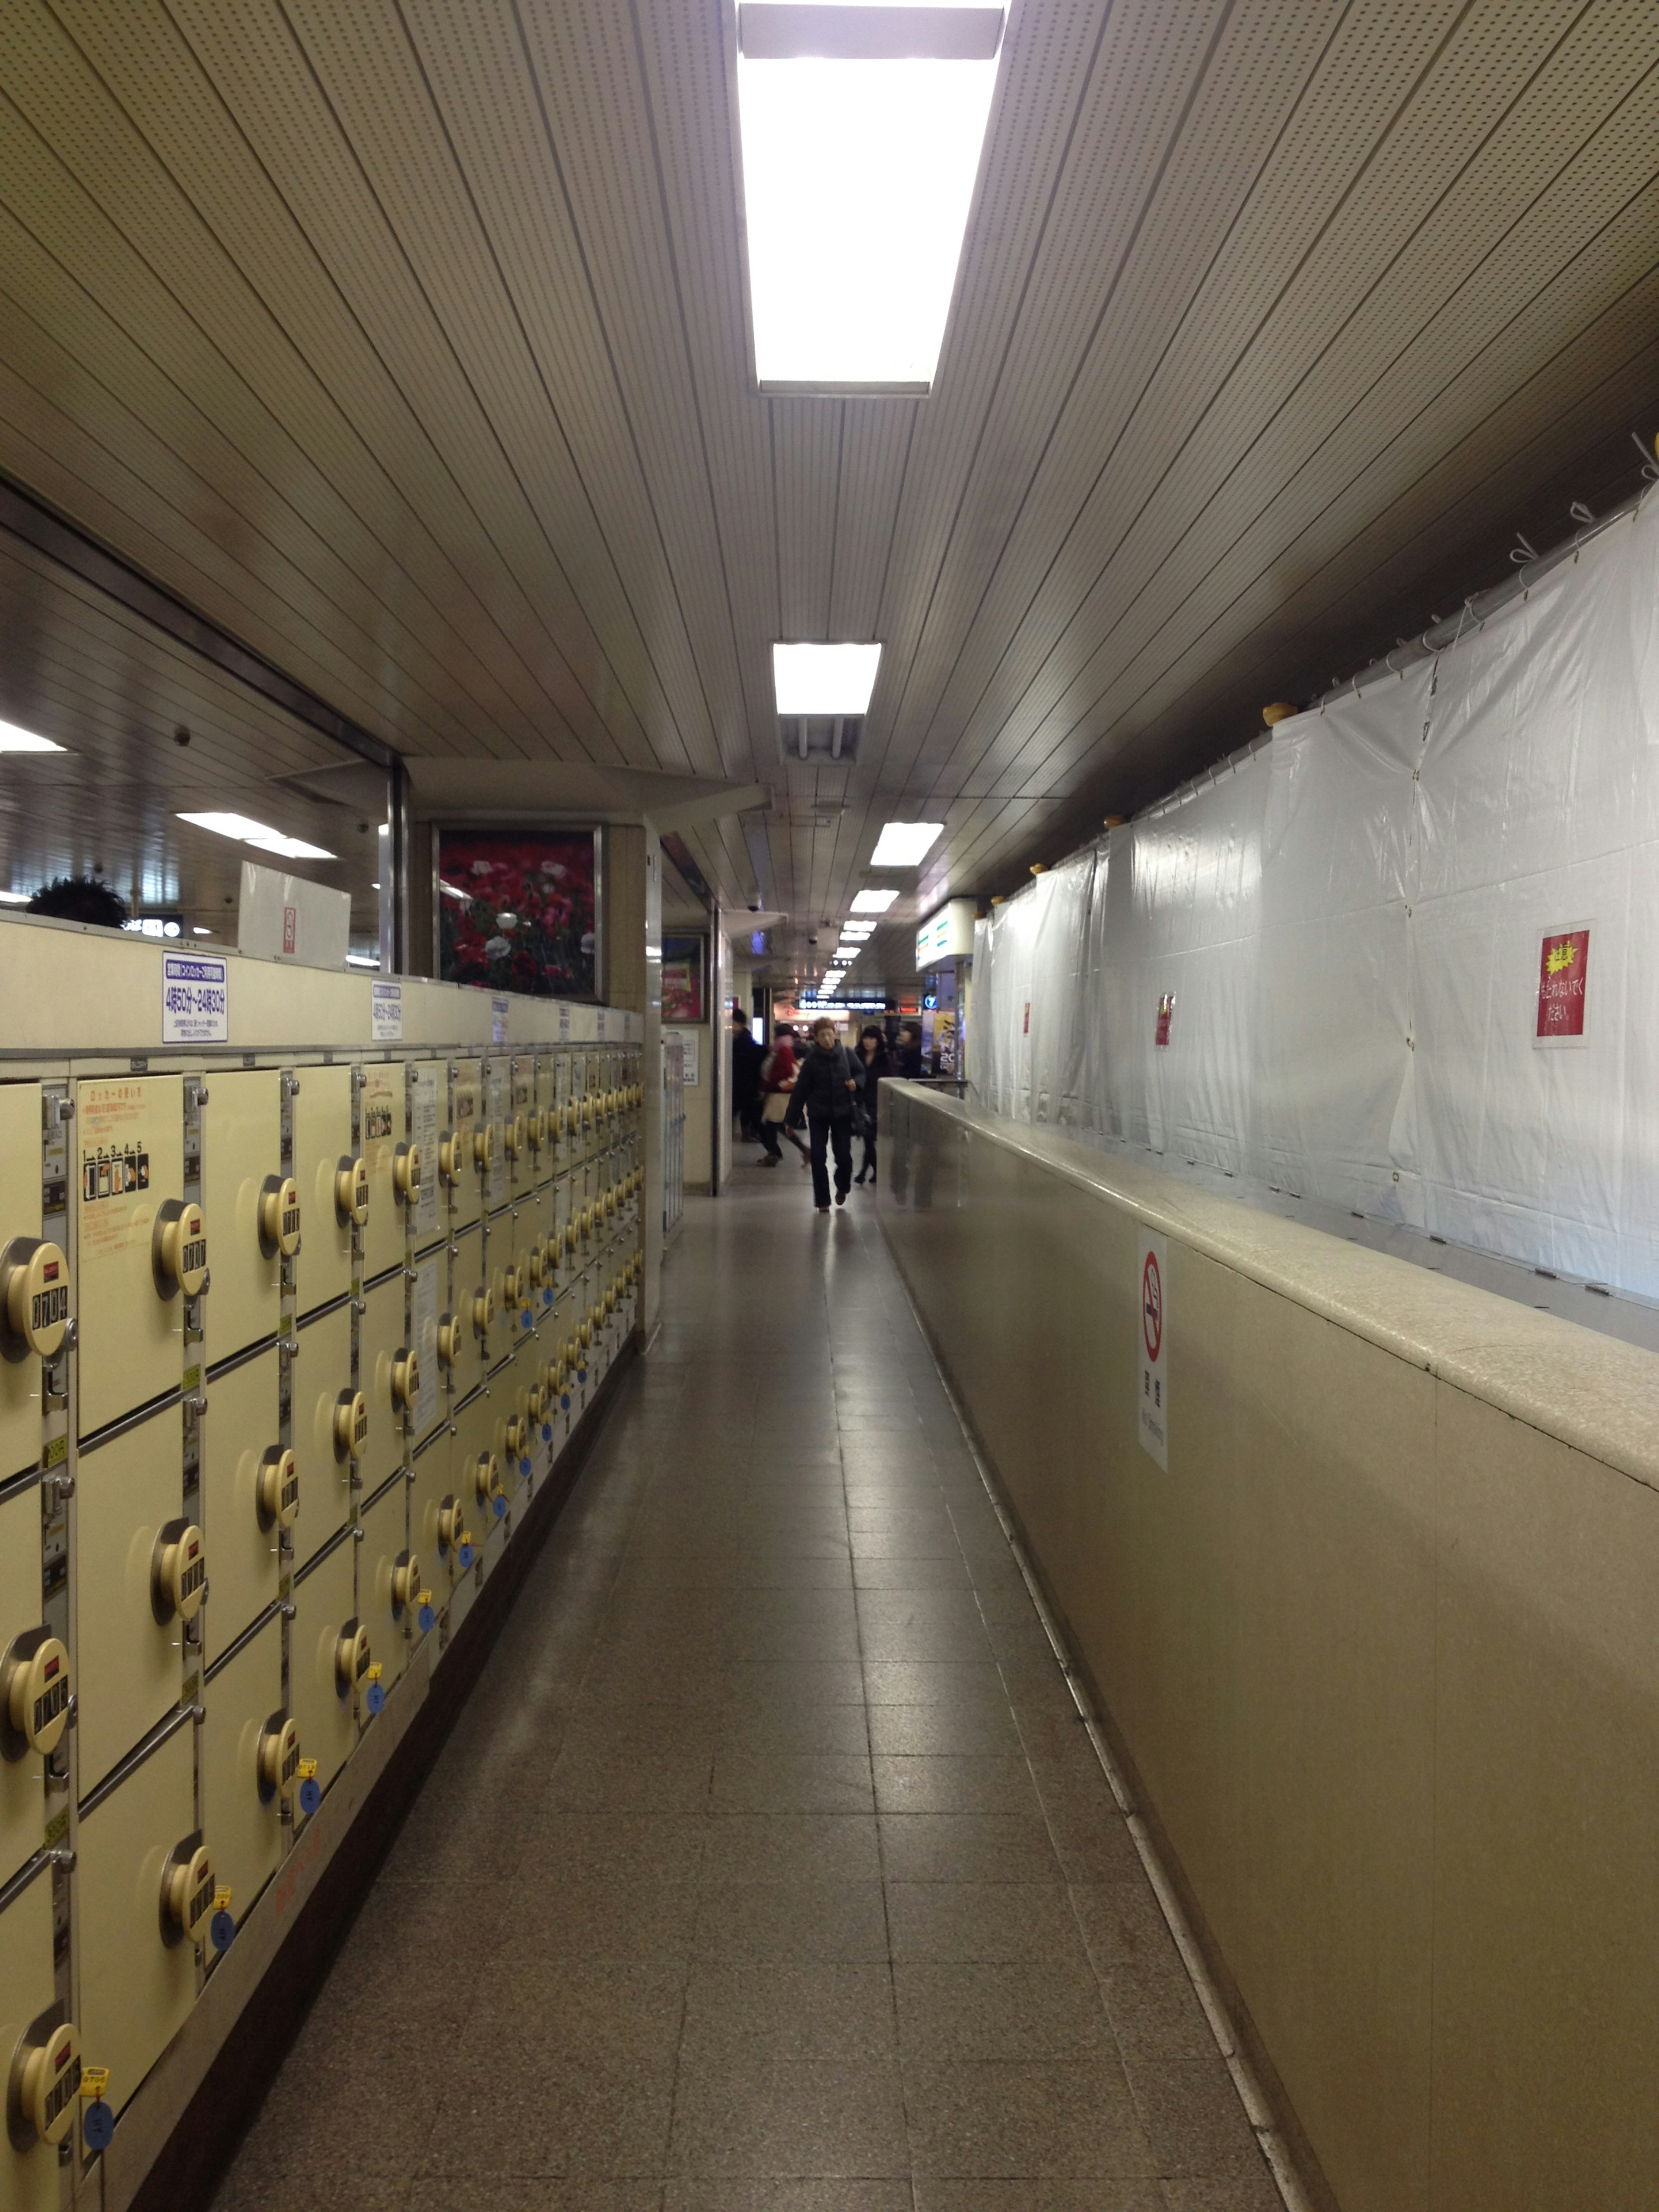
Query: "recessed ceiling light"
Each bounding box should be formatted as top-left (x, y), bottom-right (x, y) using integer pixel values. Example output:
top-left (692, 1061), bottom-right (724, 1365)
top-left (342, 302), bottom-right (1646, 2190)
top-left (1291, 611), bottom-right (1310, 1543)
top-left (0, 718), bottom-right (66, 753)
top-left (192, 927), bottom-right (212, 936)
top-left (737, 3), bottom-right (1004, 390)
top-left (870, 820), bottom-right (943, 868)
top-left (851, 888), bottom-right (899, 913)
top-left (178, 810), bottom-right (335, 862)
top-left (346, 952), bottom-right (380, 968)
top-left (773, 642), bottom-right (881, 716)
top-left (0, 889), bottom-right (30, 905)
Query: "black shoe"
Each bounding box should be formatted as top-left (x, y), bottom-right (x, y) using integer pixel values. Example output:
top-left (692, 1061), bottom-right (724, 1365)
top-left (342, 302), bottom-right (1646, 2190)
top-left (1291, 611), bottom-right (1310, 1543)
top-left (854, 1170), bottom-right (867, 1185)
top-left (835, 1188), bottom-right (848, 1206)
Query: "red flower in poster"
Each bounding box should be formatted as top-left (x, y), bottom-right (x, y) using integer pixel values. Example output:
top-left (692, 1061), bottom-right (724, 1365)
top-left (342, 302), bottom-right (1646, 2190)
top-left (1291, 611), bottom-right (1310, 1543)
top-left (437, 832), bottom-right (597, 999)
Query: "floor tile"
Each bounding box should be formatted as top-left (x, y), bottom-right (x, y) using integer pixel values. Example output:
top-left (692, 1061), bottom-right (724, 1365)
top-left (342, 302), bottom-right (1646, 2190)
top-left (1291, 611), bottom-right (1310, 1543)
top-left (710, 1751), bottom-right (875, 1813)
top-left (669, 2054), bottom-right (909, 2177)
top-left (872, 1756), bottom-right (1043, 1816)
top-left (681, 1961), bottom-right (896, 2061)
top-left (894, 1961), bottom-right (1115, 2062)
top-left (902, 2056), bottom-right (1155, 2177)
top-left (885, 1882), bottom-right (1090, 1964)
top-left (694, 1880), bottom-right (891, 1963)
top-left (703, 1813), bottom-right (882, 1884)
top-left (879, 1814), bottom-right (1062, 1884)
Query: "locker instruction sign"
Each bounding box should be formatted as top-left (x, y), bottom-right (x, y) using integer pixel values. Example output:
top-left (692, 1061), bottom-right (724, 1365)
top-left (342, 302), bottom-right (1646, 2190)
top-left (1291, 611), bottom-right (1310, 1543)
top-left (1138, 1228), bottom-right (1168, 1468)
top-left (162, 953), bottom-right (229, 1043)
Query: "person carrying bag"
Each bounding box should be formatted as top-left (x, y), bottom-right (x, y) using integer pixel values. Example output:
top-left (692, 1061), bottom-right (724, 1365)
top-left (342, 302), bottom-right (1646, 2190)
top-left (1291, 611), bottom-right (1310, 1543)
top-left (757, 1026), bottom-right (810, 1168)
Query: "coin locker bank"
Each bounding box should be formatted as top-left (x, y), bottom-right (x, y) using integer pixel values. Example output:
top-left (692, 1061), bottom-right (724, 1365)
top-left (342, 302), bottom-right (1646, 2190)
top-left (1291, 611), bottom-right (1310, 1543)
top-left (0, 915), bottom-right (646, 2212)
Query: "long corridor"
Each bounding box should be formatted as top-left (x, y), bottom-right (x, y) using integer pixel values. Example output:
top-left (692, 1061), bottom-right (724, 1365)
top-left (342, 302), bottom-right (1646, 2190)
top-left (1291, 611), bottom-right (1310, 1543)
top-left (213, 1165), bottom-right (1278, 2212)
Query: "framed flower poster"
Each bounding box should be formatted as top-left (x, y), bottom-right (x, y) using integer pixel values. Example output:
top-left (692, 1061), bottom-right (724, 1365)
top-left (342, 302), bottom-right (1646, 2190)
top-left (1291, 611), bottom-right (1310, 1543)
top-left (435, 827), bottom-right (600, 999)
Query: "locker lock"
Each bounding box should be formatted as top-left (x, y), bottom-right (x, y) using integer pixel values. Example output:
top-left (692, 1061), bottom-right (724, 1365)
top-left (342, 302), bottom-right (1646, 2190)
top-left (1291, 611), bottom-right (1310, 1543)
top-left (151, 1520), bottom-right (207, 1626)
top-left (500, 1263), bottom-right (525, 1311)
top-left (393, 1141), bottom-right (421, 1202)
top-left (390, 1346), bottom-right (420, 1411)
top-left (499, 1412), bottom-right (527, 1460)
top-left (256, 1712), bottom-right (301, 1800)
top-left (470, 1285), bottom-right (495, 1340)
top-left (437, 1129), bottom-right (462, 1185)
top-left (258, 1175), bottom-right (302, 1260)
top-left (605, 1189), bottom-right (617, 1219)
top-left (333, 1390), bottom-right (369, 1463)
top-left (0, 1627), bottom-right (71, 1761)
top-left (153, 1200), bottom-right (209, 1300)
top-left (526, 1380), bottom-right (547, 1424)
top-left (604, 1284), bottom-right (616, 1318)
top-left (528, 1107), bottom-right (547, 1150)
top-left (504, 1111), bottom-right (526, 1160)
top-left (335, 1154), bottom-right (370, 1227)
top-left (525, 1244), bottom-right (544, 1290)
top-left (0, 1238), bottom-right (70, 1362)
top-left (256, 1446), bottom-right (300, 1532)
top-left (473, 1121), bottom-right (496, 1171)
top-left (435, 1313), bottom-right (462, 1368)
top-left (161, 1838), bottom-right (216, 1946)
top-left (579, 1318), bottom-right (594, 1350)
top-left (436, 1494), bottom-right (465, 1554)
top-left (473, 1451), bottom-right (503, 1509)
top-left (334, 1618), bottom-right (372, 1697)
top-left (391, 1550), bottom-right (422, 1617)
top-left (6, 2007), bottom-right (80, 2152)
top-left (564, 1220), bottom-right (578, 1255)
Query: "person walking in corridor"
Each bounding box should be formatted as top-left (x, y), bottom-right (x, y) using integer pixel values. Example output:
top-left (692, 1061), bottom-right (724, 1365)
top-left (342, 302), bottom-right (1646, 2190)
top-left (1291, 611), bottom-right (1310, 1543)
top-left (757, 1023), bottom-right (810, 1169)
top-left (853, 1022), bottom-right (889, 1186)
top-left (787, 1017), bottom-right (862, 1212)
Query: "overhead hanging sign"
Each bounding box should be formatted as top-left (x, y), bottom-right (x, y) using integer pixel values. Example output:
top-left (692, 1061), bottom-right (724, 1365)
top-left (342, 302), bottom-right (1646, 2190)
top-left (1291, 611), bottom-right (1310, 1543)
top-left (1137, 1228), bottom-right (1168, 1469)
top-left (1535, 925), bottom-right (1590, 1046)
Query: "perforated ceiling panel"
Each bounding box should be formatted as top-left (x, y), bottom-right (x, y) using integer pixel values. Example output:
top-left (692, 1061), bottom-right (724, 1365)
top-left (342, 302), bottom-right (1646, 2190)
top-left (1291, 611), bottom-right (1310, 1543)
top-left (0, 0), bottom-right (1652, 991)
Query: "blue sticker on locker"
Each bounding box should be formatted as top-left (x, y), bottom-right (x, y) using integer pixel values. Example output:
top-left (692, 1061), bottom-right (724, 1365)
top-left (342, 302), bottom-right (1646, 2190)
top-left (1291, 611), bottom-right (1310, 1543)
top-left (492, 1494), bottom-right (506, 1519)
top-left (299, 1777), bottom-right (322, 1816)
top-left (543, 1288), bottom-right (553, 1306)
top-left (521, 1311), bottom-right (531, 1330)
top-left (559, 1394), bottom-right (570, 1411)
top-left (418, 1602), bottom-right (436, 1634)
top-left (458, 1542), bottom-right (475, 1570)
top-left (365, 1679), bottom-right (386, 1716)
top-left (540, 1423), bottom-right (552, 1443)
top-left (210, 1909), bottom-right (236, 1953)
top-left (520, 1456), bottom-right (531, 1478)
top-left (83, 2101), bottom-right (115, 2153)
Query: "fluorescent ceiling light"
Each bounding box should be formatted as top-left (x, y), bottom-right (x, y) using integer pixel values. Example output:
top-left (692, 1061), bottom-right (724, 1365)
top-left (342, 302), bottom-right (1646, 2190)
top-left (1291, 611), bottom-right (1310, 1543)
top-left (0, 889), bottom-right (30, 906)
top-left (821, 971), bottom-right (846, 991)
top-left (178, 810), bottom-right (334, 862)
top-left (192, 927), bottom-right (212, 936)
top-left (869, 820), bottom-right (943, 867)
top-left (841, 919), bottom-right (877, 938)
top-left (0, 718), bottom-right (66, 753)
top-left (773, 642), bottom-right (881, 716)
top-left (737, 5), bottom-right (1003, 389)
top-left (346, 952), bottom-right (381, 969)
top-left (851, 887), bottom-right (899, 913)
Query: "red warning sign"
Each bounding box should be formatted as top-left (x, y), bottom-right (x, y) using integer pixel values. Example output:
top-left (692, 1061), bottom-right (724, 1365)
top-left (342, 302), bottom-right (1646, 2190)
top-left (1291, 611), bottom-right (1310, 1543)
top-left (1535, 927), bottom-right (1589, 1043)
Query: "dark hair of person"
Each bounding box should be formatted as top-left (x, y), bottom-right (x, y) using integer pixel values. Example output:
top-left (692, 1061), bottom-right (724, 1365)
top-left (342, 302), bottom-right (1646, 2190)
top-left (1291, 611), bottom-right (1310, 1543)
top-left (25, 875), bottom-right (130, 928)
top-left (860, 1025), bottom-right (884, 1047)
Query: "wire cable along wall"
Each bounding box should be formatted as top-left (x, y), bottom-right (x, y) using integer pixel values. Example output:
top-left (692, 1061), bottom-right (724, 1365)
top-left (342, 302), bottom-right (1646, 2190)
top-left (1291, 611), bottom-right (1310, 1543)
top-left (973, 489), bottom-right (1659, 1300)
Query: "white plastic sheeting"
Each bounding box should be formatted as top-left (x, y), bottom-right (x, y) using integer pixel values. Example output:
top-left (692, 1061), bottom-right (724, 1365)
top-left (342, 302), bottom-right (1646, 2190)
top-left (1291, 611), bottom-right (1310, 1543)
top-left (972, 493), bottom-right (1659, 1296)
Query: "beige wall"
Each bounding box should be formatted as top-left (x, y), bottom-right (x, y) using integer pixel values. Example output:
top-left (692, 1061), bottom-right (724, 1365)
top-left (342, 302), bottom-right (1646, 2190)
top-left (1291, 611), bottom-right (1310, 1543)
top-left (880, 1086), bottom-right (1659, 2212)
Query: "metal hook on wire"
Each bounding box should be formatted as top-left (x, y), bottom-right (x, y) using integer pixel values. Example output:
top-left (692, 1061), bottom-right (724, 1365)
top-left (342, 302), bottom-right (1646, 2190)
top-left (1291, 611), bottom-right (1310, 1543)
top-left (1509, 532), bottom-right (1538, 567)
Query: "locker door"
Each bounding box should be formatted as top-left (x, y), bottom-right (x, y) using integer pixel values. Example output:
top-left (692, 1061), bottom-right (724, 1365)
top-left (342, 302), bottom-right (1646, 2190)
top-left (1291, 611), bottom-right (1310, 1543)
top-left (74, 1408), bottom-right (189, 1792)
top-left (75, 1075), bottom-right (186, 1438)
top-left (359, 1274), bottom-right (411, 1499)
top-left (444, 1062), bottom-right (482, 1234)
top-left (201, 1349), bottom-right (283, 1661)
top-left (0, 1487), bottom-right (57, 1887)
top-left (359, 1478), bottom-right (417, 1688)
top-left (359, 1064), bottom-right (409, 1283)
top-left (200, 1070), bottom-right (283, 1363)
top-left (0, 1083), bottom-right (55, 1486)
top-left (76, 1725), bottom-right (198, 2118)
top-left (289, 1540), bottom-right (358, 1799)
top-left (291, 1064), bottom-right (355, 1318)
top-left (200, 1618), bottom-right (283, 1938)
top-left (291, 1303), bottom-right (354, 1564)
top-left (0, 1873), bottom-right (64, 2212)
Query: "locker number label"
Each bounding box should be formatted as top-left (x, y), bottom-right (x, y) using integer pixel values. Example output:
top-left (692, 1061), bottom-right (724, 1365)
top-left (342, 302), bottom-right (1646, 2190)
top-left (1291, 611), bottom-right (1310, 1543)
top-left (162, 953), bottom-right (229, 1043)
top-left (1137, 1230), bottom-right (1169, 1471)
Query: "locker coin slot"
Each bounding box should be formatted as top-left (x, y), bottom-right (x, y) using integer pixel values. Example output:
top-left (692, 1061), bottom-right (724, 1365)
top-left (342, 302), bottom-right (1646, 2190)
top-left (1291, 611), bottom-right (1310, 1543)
top-left (160, 1837), bottom-right (216, 1946)
top-left (151, 1520), bottom-right (207, 1625)
top-left (473, 1451), bottom-right (503, 1512)
top-left (472, 1122), bottom-right (495, 1172)
top-left (333, 1391), bottom-right (369, 1463)
top-left (470, 1286), bottom-right (495, 1340)
top-left (504, 1112), bottom-right (526, 1160)
top-left (257, 1711), bottom-right (302, 1801)
top-left (335, 1155), bottom-right (370, 1228)
top-left (334, 1618), bottom-right (371, 1698)
top-left (438, 1130), bottom-right (461, 1186)
top-left (435, 1313), bottom-right (462, 1368)
top-left (436, 1494), bottom-right (464, 1554)
top-left (6, 2009), bottom-right (80, 2153)
top-left (153, 1200), bottom-right (209, 1299)
top-left (258, 1175), bottom-right (302, 1259)
top-left (256, 1446), bottom-right (300, 1532)
top-left (0, 1627), bottom-right (71, 1760)
top-left (393, 1141), bottom-right (421, 1202)
top-left (0, 1237), bottom-right (70, 1361)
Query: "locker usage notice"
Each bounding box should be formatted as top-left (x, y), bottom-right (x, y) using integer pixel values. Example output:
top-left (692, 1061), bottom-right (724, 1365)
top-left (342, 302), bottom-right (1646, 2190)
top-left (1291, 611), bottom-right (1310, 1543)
top-left (162, 953), bottom-right (229, 1043)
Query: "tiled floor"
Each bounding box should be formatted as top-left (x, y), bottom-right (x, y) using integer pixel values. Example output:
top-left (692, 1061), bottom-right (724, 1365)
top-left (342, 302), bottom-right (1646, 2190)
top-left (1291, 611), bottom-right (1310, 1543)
top-left (212, 1161), bottom-right (1282, 2212)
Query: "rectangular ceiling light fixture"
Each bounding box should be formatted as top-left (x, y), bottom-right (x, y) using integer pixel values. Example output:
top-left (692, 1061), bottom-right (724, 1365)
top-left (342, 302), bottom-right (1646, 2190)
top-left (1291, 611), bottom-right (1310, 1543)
top-left (178, 810), bottom-right (335, 862)
top-left (0, 717), bottom-right (66, 753)
top-left (773, 641), bottom-right (882, 716)
top-left (851, 887), bottom-right (900, 913)
top-left (737, 3), bottom-right (1004, 391)
top-left (869, 820), bottom-right (943, 867)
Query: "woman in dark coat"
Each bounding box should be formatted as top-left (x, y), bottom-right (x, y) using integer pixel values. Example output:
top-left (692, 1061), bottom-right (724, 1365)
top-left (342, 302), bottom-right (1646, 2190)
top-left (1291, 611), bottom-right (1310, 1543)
top-left (785, 1018), bottom-right (862, 1212)
top-left (852, 1023), bottom-right (889, 1186)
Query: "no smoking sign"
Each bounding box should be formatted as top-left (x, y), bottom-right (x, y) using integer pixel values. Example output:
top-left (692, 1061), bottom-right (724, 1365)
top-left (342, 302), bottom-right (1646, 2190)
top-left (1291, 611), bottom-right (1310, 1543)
top-left (1138, 1229), bottom-right (1169, 1468)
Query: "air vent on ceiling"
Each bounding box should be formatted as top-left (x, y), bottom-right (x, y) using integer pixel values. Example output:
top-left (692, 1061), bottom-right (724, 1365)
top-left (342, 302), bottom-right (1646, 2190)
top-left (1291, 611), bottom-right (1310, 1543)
top-left (777, 715), bottom-right (862, 765)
